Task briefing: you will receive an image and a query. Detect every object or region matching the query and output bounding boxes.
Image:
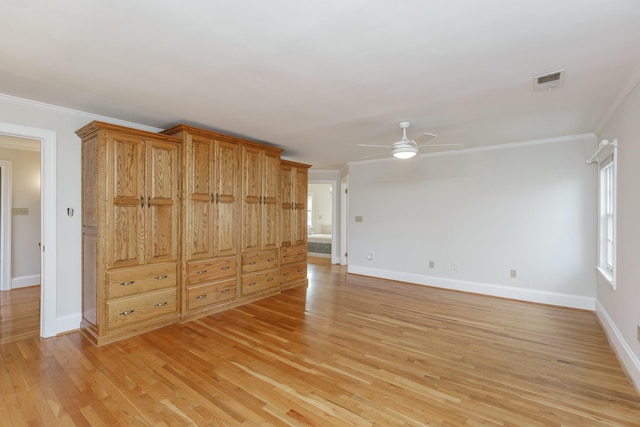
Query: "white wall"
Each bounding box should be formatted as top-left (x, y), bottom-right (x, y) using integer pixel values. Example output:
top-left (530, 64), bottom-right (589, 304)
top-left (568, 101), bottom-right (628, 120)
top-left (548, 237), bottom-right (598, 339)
top-left (348, 135), bottom-right (597, 309)
top-left (0, 146), bottom-right (41, 287)
top-left (0, 94), bottom-right (161, 334)
top-left (308, 183), bottom-right (332, 234)
top-left (595, 77), bottom-right (640, 391)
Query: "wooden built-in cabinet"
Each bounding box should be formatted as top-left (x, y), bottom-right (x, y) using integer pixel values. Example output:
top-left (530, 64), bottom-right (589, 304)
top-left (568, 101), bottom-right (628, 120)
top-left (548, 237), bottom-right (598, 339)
top-left (78, 121), bottom-right (181, 346)
top-left (280, 160), bottom-right (311, 289)
top-left (80, 120), bottom-right (310, 345)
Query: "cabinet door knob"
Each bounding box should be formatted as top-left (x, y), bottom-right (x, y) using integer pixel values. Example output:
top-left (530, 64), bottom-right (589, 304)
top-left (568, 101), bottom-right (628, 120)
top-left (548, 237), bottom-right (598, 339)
top-left (140, 196), bottom-right (144, 208)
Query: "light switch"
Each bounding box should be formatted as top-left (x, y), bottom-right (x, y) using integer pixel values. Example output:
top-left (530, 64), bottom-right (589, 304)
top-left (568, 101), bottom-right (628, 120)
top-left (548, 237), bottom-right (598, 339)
top-left (12, 207), bottom-right (28, 215)
top-left (355, 215), bottom-right (363, 223)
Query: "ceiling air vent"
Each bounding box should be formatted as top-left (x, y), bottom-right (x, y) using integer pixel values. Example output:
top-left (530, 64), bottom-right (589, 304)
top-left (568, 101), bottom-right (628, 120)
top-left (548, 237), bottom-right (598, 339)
top-left (533, 70), bottom-right (564, 91)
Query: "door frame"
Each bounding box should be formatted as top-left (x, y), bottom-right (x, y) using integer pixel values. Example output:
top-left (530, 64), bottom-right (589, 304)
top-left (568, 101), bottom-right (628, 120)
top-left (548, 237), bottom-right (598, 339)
top-left (0, 122), bottom-right (57, 338)
top-left (307, 179), bottom-right (339, 264)
top-left (0, 160), bottom-right (12, 291)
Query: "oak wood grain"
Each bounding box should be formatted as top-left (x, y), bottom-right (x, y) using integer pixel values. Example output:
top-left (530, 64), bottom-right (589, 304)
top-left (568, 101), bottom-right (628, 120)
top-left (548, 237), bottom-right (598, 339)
top-left (2, 262), bottom-right (639, 426)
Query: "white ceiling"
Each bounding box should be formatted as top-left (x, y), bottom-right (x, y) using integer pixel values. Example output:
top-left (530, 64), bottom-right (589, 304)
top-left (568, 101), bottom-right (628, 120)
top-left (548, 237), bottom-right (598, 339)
top-left (1, 0), bottom-right (639, 169)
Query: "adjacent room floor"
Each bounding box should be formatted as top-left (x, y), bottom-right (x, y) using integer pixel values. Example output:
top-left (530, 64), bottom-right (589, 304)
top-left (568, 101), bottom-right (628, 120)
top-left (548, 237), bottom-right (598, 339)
top-left (1, 261), bottom-right (638, 426)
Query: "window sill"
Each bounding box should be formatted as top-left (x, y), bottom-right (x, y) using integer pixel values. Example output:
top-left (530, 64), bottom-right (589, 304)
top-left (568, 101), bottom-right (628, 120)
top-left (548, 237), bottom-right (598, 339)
top-left (597, 266), bottom-right (615, 289)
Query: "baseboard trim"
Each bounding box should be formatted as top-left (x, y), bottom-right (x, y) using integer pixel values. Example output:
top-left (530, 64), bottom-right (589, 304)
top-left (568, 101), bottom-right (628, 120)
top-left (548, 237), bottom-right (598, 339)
top-left (12, 274), bottom-right (40, 289)
top-left (595, 301), bottom-right (640, 395)
top-left (347, 265), bottom-right (595, 310)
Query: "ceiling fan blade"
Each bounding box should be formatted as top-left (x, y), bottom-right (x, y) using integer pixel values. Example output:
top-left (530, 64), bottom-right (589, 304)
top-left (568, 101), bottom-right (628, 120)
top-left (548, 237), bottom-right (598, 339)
top-left (417, 143), bottom-right (464, 148)
top-left (357, 144), bottom-right (392, 148)
top-left (411, 132), bottom-right (437, 144)
top-left (359, 151), bottom-right (388, 159)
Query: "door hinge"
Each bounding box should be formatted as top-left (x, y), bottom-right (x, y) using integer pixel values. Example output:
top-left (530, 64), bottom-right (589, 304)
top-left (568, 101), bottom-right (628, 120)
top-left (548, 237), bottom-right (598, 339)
top-left (344, 252), bottom-right (348, 257)
top-left (345, 188), bottom-right (348, 194)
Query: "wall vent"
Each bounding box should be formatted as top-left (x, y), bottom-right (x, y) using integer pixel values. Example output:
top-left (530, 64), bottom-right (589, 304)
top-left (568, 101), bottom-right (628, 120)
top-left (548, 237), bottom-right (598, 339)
top-left (533, 70), bottom-right (564, 91)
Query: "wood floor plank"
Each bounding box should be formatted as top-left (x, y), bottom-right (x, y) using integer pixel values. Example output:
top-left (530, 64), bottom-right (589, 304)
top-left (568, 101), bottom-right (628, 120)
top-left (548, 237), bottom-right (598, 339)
top-left (1, 262), bottom-right (639, 425)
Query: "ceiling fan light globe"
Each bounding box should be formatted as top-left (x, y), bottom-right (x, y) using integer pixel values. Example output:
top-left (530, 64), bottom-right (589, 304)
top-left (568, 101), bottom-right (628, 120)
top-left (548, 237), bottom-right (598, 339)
top-left (392, 147), bottom-right (417, 159)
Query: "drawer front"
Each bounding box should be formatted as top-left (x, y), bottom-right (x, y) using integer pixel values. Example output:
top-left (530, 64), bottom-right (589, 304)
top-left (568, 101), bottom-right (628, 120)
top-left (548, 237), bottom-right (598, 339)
top-left (241, 250), bottom-right (279, 274)
top-left (186, 279), bottom-right (236, 311)
top-left (187, 257), bottom-right (237, 285)
top-left (242, 269), bottom-right (280, 295)
top-left (281, 262), bottom-right (307, 283)
top-left (281, 245), bottom-right (306, 265)
top-left (106, 289), bottom-right (176, 330)
top-left (107, 263), bottom-right (177, 299)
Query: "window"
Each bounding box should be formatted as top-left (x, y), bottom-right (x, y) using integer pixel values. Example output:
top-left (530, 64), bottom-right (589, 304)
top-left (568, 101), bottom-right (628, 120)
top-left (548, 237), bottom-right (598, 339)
top-left (598, 153), bottom-right (616, 288)
top-left (307, 192), bottom-right (314, 231)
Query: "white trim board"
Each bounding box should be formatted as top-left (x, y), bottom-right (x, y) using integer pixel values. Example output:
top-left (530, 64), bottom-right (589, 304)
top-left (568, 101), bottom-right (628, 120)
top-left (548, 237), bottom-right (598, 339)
top-left (0, 161), bottom-right (12, 291)
top-left (347, 265), bottom-right (596, 311)
top-left (596, 301), bottom-right (640, 395)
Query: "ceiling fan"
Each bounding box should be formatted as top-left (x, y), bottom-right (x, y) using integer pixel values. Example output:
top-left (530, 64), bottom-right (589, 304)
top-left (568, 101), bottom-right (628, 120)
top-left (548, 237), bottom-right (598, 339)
top-left (358, 122), bottom-right (463, 159)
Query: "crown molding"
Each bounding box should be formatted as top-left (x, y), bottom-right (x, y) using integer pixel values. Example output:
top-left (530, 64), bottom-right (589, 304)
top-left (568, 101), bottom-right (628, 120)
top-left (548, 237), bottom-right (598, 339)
top-left (0, 93), bottom-right (163, 133)
top-left (596, 65), bottom-right (640, 135)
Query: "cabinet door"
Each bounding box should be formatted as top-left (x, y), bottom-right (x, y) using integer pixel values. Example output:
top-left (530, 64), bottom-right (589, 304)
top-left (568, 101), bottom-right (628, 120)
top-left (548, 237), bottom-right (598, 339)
top-left (242, 146), bottom-right (263, 252)
top-left (280, 164), bottom-right (293, 247)
top-left (214, 140), bottom-right (239, 256)
top-left (145, 138), bottom-right (180, 264)
top-left (293, 167), bottom-right (308, 245)
top-left (186, 136), bottom-right (215, 259)
top-left (262, 151), bottom-right (281, 250)
top-left (107, 133), bottom-right (145, 269)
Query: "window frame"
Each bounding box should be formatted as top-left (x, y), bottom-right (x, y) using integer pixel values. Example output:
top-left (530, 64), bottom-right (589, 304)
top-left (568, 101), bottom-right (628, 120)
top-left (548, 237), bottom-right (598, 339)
top-left (597, 149), bottom-right (617, 289)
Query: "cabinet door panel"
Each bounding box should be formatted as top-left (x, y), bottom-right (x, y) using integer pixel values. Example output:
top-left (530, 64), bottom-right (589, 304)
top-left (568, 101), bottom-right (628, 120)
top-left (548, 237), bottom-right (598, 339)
top-left (280, 165), bottom-right (293, 247)
top-left (109, 135), bottom-right (144, 268)
top-left (146, 140), bottom-right (179, 263)
top-left (215, 141), bottom-right (239, 256)
top-left (242, 146), bottom-right (262, 251)
top-left (262, 151), bottom-right (280, 249)
top-left (262, 201), bottom-right (279, 250)
top-left (186, 137), bottom-right (214, 259)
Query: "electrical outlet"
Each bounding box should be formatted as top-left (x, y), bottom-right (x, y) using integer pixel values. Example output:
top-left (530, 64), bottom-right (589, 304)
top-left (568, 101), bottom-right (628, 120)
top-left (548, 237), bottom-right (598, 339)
top-left (367, 253), bottom-right (373, 261)
top-left (429, 260), bottom-right (435, 269)
top-left (510, 269), bottom-right (517, 278)
top-left (355, 215), bottom-right (363, 223)
top-left (12, 207), bottom-right (28, 215)
top-left (453, 264), bottom-right (460, 271)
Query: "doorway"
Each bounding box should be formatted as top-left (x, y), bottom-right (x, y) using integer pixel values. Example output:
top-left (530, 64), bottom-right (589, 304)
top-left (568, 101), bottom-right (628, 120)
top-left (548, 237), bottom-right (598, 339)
top-left (0, 136), bottom-right (41, 342)
top-left (0, 122), bottom-right (57, 338)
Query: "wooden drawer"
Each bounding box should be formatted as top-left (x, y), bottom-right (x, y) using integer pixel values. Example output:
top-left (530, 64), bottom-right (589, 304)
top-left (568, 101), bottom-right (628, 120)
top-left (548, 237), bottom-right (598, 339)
top-left (106, 288), bottom-right (176, 331)
top-left (187, 257), bottom-right (237, 285)
top-left (186, 279), bottom-right (236, 311)
top-left (242, 269), bottom-right (279, 295)
top-left (241, 250), bottom-right (279, 274)
top-left (281, 262), bottom-right (307, 284)
top-left (281, 245), bottom-right (306, 265)
top-left (107, 263), bottom-right (177, 299)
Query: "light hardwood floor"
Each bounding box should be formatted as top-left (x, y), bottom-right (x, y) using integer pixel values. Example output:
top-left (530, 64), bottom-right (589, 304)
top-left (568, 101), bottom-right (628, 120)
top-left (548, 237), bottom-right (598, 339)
top-left (1, 262), bottom-right (639, 426)
top-left (0, 285), bottom-right (40, 345)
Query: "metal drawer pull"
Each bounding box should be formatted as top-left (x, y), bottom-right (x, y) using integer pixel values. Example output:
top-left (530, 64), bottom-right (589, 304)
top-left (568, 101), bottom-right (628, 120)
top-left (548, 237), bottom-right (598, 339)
top-left (249, 261), bottom-right (257, 265)
top-left (267, 258), bottom-right (275, 262)
top-left (297, 269), bottom-right (304, 273)
top-left (283, 255), bottom-right (290, 259)
top-left (196, 294), bottom-right (207, 300)
top-left (283, 273), bottom-right (289, 277)
top-left (120, 281), bottom-right (135, 286)
top-left (248, 282), bottom-right (257, 287)
top-left (298, 252), bottom-right (304, 256)
top-left (155, 302), bottom-right (168, 307)
top-left (155, 275), bottom-right (168, 280)
top-left (196, 270), bottom-right (208, 274)
top-left (221, 266), bottom-right (230, 270)
top-left (220, 289), bottom-right (231, 294)
top-left (120, 309), bottom-right (135, 315)
top-left (267, 278), bottom-right (274, 282)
